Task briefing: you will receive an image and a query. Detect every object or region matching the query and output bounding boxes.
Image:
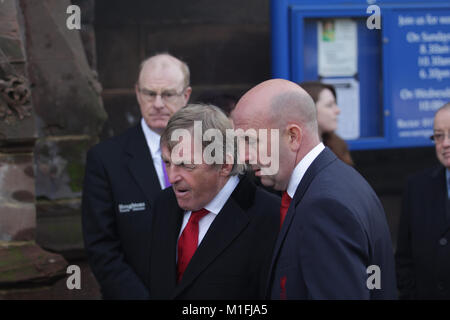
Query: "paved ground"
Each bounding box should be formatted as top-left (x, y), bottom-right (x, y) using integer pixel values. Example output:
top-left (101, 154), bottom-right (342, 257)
top-left (0, 259), bottom-right (101, 300)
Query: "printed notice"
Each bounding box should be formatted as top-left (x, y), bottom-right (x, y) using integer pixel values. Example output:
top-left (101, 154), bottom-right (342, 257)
top-left (390, 10), bottom-right (450, 143)
top-left (318, 19), bottom-right (358, 77)
top-left (323, 78), bottom-right (360, 140)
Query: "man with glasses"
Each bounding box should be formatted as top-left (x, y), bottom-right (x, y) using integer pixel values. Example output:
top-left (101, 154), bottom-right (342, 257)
top-left (396, 102), bottom-right (450, 299)
top-left (82, 53), bottom-right (191, 299)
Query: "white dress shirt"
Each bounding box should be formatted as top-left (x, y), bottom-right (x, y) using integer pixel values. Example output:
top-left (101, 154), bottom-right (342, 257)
top-left (286, 142), bottom-right (325, 198)
top-left (141, 118), bottom-right (167, 189)
top-left (177, 175), bottom-right (240, 256)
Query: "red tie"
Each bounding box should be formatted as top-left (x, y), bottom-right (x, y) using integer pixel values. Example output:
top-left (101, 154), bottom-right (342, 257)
top-left (177, 208), bottom-right (209, 282)
top-left (280, 191), bottom-right (292, 229)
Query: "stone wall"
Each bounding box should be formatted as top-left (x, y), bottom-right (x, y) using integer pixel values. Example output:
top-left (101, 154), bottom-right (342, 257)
top-left (19, 0), bottom-right (106, 253)
top-left (0, 0), bottom-right (37, 242)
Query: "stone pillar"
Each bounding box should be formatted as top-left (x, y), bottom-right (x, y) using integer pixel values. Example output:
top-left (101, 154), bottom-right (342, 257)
top-left (0, 0), bottom-right (37, 243)
top-left (0, 0), bottom-right (67, 289)
top-left (19, 0), bottom-right (107, 254)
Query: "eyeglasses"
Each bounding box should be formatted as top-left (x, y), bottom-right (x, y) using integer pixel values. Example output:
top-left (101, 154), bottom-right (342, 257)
top-left (138, 87), bottom-right (186, 104)
top-left (430, 131), bottom-right (450, 143)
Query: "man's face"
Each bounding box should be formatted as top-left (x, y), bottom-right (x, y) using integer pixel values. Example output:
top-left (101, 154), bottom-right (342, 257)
top-left (232, 106), bottom-right (291, 191)
top-left (434, 108), bottom-right (450, 169)
top-left (136, 64), bottom-right (191, 134)
top-left (161, 144), bottom-right (225, 211)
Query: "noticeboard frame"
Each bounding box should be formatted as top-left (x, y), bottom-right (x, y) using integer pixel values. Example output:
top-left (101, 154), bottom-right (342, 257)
top-left (271, 0), bottom-right (450, 150)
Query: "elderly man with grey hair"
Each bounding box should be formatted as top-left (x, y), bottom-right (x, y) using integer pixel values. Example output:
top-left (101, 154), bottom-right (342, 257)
top-left (147, 103), bottom-right (280, 299)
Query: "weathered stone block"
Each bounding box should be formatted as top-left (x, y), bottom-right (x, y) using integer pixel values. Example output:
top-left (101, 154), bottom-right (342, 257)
top-left (20, 0), bottom-right (86, 62)
top-left (0, 242), bottom-right (67, 286)
top-left (21, 0), bottom-right (106, 137)
top-left (0, 109), bottom-right (36, 148)
top-left (36, 199), bottom-right (83, 252)
top-left (0, 206), bottom-right (35, 242)
top-left (28, 58), bottom-right (106, 137)
top-left (0, 152), bottom-right (35, 241)
top-left (0, 0), bottom-right (26, 62)
top-left (34, 137), bottom-right (96, 200)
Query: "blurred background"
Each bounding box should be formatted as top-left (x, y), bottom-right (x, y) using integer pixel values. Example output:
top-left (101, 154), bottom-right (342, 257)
top-left (0, 0), bottom-right (441, 299)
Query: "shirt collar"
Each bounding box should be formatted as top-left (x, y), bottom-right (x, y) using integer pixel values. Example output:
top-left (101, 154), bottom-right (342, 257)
top-left (286, 142), bottom-right (325, 198)
top-left (200, 175), bottom-right (240, 216)
top-left (141, 118), bottom-right (161, 157)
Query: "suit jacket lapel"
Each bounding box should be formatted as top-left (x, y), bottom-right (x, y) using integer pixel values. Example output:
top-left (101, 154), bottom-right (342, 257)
top-left (172, 176), bottom-right (254, 298)
top-left (265, 147), bottom-right (337, 295)
top-left (148, 189), bottom-right (183, 298)
top-left (125, 125), bottom-right (161, 205)
top-left (165, 200), bottom-right (184, 295)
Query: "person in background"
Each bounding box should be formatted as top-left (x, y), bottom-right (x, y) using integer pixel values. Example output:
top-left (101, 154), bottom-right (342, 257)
top-left (396, 102), bottom-right (450, 299)
top-left (82, 53), bottom-right (191, 299)
top-left (300, 81), bottom-right (354, 166)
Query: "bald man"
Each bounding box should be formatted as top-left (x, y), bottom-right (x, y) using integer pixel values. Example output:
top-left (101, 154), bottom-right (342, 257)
top-left (82, 53), bottom-right (191, 299)
top-left (232, 79), bottom-right (397, 299)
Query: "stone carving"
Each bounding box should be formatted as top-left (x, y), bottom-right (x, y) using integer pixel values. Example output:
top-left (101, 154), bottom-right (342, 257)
top-left (0, 74), bottom-right (31, 120)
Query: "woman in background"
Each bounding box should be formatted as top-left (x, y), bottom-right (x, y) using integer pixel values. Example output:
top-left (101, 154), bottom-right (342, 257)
top-left (300, 81), bottom-right (354, 166)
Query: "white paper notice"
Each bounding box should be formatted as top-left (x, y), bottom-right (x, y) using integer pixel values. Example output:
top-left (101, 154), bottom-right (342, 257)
top-left (322, 78), bottom-right (360, 140)
top-left (318, 19), bottom-right (358, 77)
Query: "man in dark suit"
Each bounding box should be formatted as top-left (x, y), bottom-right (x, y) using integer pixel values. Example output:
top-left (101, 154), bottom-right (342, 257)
top-left (396, 103), bottom-right (450, 299)
top-left (232, 79), bottom-right (397, 299)
top-left (82, 53), bottom-right (192, 299)
top-left (147, 104), bottom-right (280, 299)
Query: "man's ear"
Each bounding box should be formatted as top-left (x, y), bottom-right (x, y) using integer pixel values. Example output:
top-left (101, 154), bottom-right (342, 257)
top-left (183, 86), bottom-right (192, 103)
top-left (135, 83), bottom-right (142, 103)
top-left (286, 124), bottom-right (302, 152)
top-left (219, 154), bottom-right (234, 176)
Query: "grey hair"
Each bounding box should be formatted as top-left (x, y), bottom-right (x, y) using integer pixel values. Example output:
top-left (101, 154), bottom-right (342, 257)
top-left (160, 103), bottom-right (245, 176)
top-left (138, 53), bottom-right (190, 88)
top-left (435, 102), bottom-right (450, 117)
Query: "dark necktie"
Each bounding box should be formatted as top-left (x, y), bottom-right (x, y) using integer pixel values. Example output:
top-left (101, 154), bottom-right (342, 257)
top-left (177, 208), bottom-right (209, 282)
top-left (280, 191), bottom-right (292, 229)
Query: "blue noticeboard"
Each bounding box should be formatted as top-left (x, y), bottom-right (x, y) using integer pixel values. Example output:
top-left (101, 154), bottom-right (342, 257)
top-left (271, 0), bottom-right (450, 150)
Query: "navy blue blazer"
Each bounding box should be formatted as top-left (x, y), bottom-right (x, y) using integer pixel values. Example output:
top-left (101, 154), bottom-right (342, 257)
top-left (396, 165), bottom-right (450, 299)
top-left (267, 148), bottom-right (397, 299)
top-left (147, 175), bottom-right (280, 300)
top-left (82, 124), bottom-right (161, 299)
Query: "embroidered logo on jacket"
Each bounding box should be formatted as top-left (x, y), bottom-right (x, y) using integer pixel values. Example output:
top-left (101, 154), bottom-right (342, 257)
top-left (118, 202), bottom-right (146, 213)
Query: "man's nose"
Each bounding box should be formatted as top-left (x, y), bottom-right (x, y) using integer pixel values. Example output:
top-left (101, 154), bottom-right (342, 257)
top-left (443, 134), bottom-right (450, 147)
top-left (167, 165), bottom-right (181, 184)
top-left (153, 94), bottom-right (165, 109)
